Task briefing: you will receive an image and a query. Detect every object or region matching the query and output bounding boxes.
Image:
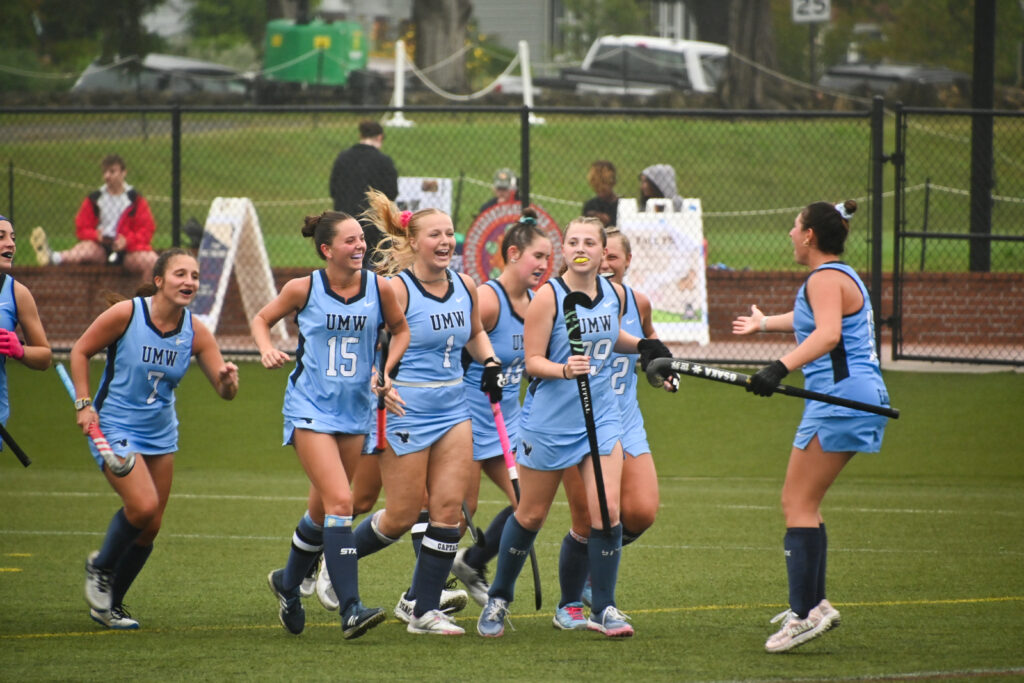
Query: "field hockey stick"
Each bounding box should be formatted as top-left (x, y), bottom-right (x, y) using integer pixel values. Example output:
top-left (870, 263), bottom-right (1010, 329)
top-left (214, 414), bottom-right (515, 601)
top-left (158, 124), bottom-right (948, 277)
top-left (374, 331), bottom-right (390, 454)
top-left (461, 501), bottom-right (483, 545)
top-left (562, 291), bottom-right (613, 535)
top-left (55, 363), bottom-right (135, 476)
top-left (645, 358), bottom-right (900, 419)
top-left (492, 401), bottom-right (542, 610)
top-left (0, 423), bottom-right (31, 467)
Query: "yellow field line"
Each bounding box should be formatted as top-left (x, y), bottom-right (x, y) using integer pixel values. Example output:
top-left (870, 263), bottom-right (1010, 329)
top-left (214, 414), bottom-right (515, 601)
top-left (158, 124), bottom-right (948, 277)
top-left (3, 595), bottom-right (1021, 640)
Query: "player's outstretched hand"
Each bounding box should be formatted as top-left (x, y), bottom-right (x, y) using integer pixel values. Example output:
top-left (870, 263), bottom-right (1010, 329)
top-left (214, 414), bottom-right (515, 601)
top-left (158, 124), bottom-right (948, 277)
top-left (0, 329), bottom-right (25, 360)
top-left (747, 360), bottom-right (789, 397)
top-left (218, 362), bottom-right (239, 399)
top-left (260, 348), bottom-right (290, 369)
top-left (732, 304), bottom-right (765, 336)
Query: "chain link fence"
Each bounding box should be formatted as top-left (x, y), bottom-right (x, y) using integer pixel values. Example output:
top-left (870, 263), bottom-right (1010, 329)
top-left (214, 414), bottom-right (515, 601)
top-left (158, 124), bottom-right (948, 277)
top-left (7, 103), bottom-right (1014, 365)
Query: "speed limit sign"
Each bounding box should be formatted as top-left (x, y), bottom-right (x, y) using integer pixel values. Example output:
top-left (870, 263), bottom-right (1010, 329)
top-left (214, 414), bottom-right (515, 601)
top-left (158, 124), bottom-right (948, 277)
top-left (792, 0), bottom-right (830, 23)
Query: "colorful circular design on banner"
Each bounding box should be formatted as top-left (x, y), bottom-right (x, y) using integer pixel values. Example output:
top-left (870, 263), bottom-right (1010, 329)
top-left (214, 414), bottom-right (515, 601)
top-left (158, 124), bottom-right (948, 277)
top-left (463, 201), bottom-right (563, 286)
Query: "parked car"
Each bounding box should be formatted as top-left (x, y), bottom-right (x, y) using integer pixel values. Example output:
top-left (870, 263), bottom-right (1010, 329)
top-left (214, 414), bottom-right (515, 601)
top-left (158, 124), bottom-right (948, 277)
top-left (71, 54), bottom-right (251, 96)
top-left (818, 63), bottom-right (970, 102)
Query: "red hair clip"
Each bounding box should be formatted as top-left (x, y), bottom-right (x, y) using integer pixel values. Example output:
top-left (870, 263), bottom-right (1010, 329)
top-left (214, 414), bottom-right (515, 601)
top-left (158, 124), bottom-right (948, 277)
top-left (399, 210), bottom-right (413, 229)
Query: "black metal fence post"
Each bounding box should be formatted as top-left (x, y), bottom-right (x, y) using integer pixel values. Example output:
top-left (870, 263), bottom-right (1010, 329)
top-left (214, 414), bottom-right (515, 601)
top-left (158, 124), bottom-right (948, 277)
top-left (171, 106), bottom-right (182, 248)
top-left (870, 95), bottom-right (885, 361)
top-left (519, 106), bottom-right (530, 208)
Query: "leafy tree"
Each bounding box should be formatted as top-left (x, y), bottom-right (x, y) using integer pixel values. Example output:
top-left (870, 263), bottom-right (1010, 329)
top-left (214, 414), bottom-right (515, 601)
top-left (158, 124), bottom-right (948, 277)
top-left (188, 0), bottom-right (270, 52)
top-left (413, 0), bottom-right (472, 91)
top-left (561, 0), bottom-right (651, 58)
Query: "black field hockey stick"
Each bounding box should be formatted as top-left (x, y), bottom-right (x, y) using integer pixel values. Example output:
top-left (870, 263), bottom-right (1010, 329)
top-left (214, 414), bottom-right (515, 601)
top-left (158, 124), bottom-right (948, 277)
top-left (56, 363), bottom-right (136, 476)
top-left (374, 330), bottom-right (390, 454)
top-left (646, 358), bottom-right (900, 419)
top-left (0, 423), bottom-right (31, 467)
top-left (492, 401), bottom-right (542, 610)
top-left (562, 290), bottom-right (613, 535)
top-left (461, 501), bottom-right (483, 546)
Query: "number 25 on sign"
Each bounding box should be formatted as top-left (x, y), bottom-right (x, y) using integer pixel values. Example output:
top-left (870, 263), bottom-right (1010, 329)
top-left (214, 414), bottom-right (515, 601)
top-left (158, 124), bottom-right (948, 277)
top-left (792, 0), bottom-right (830, 23)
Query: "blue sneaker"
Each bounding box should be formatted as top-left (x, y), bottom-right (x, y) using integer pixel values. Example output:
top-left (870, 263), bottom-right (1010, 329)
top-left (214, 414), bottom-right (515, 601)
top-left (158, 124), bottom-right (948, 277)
top-left (477, 596), bottom-right (509, 638)
top-left (341, 601), bottom-right (386, 640)
top-left (581, 575), bottom-right (592, 608)
top-left (553, 601), bottom-right (587, 630)
top-left (267, 569), bottom-right (305, 635)
top-left (587, 605), bottom-right (634, 638)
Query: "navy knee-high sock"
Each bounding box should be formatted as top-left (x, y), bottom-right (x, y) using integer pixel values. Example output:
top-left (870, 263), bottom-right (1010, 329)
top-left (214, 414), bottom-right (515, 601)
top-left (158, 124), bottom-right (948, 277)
top-left (489, 515), bottom-right (538, 603)
top-left (621, 525), bottom-right (645, 547)
top-left (557, 530), bottom-right (589, 607)
top-left (784, 527), bottom-right (822, 619)
top-left (282, 512), bottom-right (323, 591)
top-left (94, 508), bottom-right (143, 569)
top-left (110, 542), bottom-right (153, 606)
top-left (816, 523), bottom-right (828, 603)
top-left (405, 510), bottom-right (430, 597)
top-left (588, 525), bottom-right (623, 615)
top-left (354, 509), bottom-right (399, 558)
top-left (463, 505), bottom-right (513, 569)
top-left (323, 515), bottom-right (359, 613)
top-left (410, 524), bottom-right (460, 617)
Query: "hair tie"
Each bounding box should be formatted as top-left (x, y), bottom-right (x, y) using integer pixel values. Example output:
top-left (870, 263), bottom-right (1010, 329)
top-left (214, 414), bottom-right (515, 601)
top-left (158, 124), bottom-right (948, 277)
top-left (399, 210), bottom-right (413, 229)
top-left (834, 203), bottom-right (852, 221)
top-left (519, 215), bottom-right (536, 226)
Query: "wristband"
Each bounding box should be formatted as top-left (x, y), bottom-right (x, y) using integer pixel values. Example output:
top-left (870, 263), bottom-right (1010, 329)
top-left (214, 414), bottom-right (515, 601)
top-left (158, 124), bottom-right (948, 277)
top-left (483, 356), bottom-right (500, 366)
top-left (561, 363), bottom-right (569, 379)
top-left (759, 316), bottom-right (768, 333)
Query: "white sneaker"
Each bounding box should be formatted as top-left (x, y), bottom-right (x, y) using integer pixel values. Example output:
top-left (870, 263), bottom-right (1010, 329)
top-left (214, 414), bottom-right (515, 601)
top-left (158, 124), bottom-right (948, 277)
top-left (817, 599), bottom-right (841, 630)
top-left (452, 548), bottom-right (489, 607)
top-left (90, 604), bottom-right (139, 630)
top-left (30, 226), bottom-right (52, 266)
top-left (407, 609), bottom-right (464, 635)
top-left (84, 551), bottom-right (113, 612)
top-left (764, 607), bottom-right (829, 653)
top-left (299, 562), bottom-right (316, 599)
top-left (315, 554), bottom-right (339, 611)
top-left (394, 587), bottom-right (469, 624)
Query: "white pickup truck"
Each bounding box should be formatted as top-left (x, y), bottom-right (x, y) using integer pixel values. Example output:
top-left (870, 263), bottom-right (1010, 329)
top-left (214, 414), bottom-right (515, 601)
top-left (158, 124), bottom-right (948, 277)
top-left (500, 35), bottom-right (730, 97)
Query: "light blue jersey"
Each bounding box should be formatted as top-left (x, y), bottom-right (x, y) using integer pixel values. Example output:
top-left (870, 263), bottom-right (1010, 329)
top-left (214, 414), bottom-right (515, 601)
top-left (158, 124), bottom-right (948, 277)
top-left (387, 269), bottom-right (473, 455)
top-left (0, 274), bottom-right (17, 426)
top-left (793, 262), bottom-right (890, 419)
top-left (283, 269), bottom-right (383, 444)
top-left (93, 297), bottom-right (194, 456)
top-left (518, 276), bottom-right (623, 471)
top-left (464, 280), bottom-right (530, 461)
top-left (609, 284), bottom-right (649, 457)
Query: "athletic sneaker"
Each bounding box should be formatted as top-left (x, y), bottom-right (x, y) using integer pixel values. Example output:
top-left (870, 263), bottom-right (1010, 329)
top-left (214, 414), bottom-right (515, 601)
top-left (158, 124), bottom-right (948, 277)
top-left (89, 604), bottom-right (139, 630)
top-left (581, 574), bottom-right (592, 607)
top-left (764, 607), bottom-right (828, 653)
top-left (84, 550), bottom-right (113, 612)
top-left (393, 586), bottom-right (469, 624)
top-left (553, 601), bottom-right (588, 630)
top-left (587, 605), bottom-right (634, 637)
top-left (817, 599), bottom-right (842, 630)
top-left (407, 609), bottom-right (464, 635)
top-left (267, 569), bottom-right (305, 635)
top-left (300, 555), bottom-right (318, 598)
top-left (341, 601), bottom-right (386, 640)
top-left (476, 597), bottom-right (509, 638)
top-left (315, 555), bottom-right (339, 611)
top-left (30, 227), bottom-right (52, 266)
top-left (452, 547), bottom-right (490, 606)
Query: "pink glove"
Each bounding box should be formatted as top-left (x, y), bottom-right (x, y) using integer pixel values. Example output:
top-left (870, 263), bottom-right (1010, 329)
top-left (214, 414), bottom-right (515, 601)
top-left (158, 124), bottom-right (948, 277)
top-left (0, 329), bottom-right (25, 360)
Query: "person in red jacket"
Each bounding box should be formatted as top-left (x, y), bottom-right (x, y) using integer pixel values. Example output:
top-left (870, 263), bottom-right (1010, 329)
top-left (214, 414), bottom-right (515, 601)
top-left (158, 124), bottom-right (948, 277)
top-left (31, 154), bottom-right (158, 281)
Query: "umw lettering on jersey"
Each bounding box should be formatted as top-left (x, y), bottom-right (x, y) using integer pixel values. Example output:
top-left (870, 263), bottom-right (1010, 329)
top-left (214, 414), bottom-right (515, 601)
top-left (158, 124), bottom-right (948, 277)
top-left (512, 333), bottom-right (523, 350)
top-left (429, 310), bottom-right (465, 331)
top-left (326, 313), bottom-right (368, 331)
top-left (141, 346), bottom-right (179, 367)
top-left (580, 314), bottom-right (612, 334)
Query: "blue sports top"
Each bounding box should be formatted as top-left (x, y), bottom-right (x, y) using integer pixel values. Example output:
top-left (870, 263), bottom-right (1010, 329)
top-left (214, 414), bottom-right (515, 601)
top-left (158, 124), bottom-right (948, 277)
top-left (520, 276), bottom-right (621, 435)
top-left (284, 269), bottom-right (383, 433)
top-left (95, 297), bottom-right (194, 440)
top-left (0, 274), bottom-right (17, 425)
top-left (394, 268), bottom-right (472, 384)
top-left (610, 284), bottom-right (642, 406)
top-left (793, 262), bottom-right (889, 417)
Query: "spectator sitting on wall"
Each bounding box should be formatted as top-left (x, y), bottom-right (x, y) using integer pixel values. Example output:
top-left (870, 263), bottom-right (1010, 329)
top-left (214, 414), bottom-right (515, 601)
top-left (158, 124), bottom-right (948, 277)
top-left (329, 119), bottom-right (399, 270)
top-left (582, 160), bottom-right (619, 227)
top-left (640, 164), bottom-right (684, 212)
top-left (30, 154), bottom-right (159, 282)
top-left (477, 168), bottom-right (518, 217)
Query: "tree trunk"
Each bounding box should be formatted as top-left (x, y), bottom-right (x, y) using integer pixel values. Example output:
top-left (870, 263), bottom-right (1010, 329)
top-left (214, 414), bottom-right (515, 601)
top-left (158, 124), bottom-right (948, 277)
top-left (412, 0), bottom-right (472, 92)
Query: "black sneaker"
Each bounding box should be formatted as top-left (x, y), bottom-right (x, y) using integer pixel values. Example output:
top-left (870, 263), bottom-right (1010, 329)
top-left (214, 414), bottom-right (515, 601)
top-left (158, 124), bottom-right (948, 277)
top-left (341, 601), bottom-right (386, 640)
top-left (267, 569), bottom-right (305, 635)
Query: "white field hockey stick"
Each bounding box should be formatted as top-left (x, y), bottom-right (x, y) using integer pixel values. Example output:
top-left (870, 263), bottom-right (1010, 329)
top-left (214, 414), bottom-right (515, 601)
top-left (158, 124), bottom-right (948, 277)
top-left (491, 400), bottom-right (542, 610)
top-left (56, 363), bottom-right (135, 476)
top-left (645, 357), bottom-right (900, 419)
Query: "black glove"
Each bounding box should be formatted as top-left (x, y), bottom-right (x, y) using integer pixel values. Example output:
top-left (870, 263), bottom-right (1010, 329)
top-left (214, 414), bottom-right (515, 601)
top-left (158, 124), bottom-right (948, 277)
top-left (747, 360), bottom-right (789, 397)
top-left (637, 338), bottom-right (671, 372)
top-left (481, 359), bottom-right (503, 404)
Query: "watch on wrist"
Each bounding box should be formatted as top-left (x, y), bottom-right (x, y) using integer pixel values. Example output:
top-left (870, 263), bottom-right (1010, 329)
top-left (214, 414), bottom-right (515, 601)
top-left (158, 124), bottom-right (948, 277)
top-left (75, 397), bottom-right (92, 411)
